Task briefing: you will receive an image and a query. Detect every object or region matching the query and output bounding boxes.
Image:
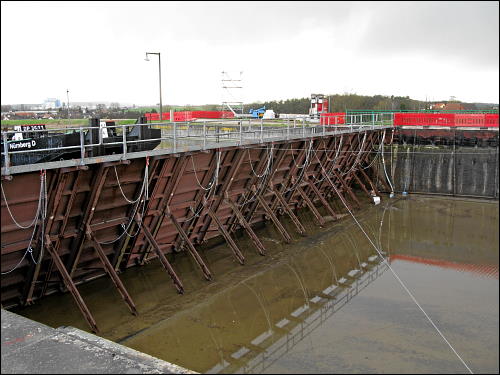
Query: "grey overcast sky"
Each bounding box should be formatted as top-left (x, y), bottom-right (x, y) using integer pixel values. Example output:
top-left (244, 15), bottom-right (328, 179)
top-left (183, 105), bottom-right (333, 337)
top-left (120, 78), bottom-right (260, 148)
top-left (1, 1), bottom-right (498, 106)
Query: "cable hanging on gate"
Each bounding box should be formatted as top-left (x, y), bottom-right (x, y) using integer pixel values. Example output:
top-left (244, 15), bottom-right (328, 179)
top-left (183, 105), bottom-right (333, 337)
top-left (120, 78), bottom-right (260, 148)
top-left (2, 170), bottom-right (47, 275)
top-left (97, 160), bottom-right (150, 244)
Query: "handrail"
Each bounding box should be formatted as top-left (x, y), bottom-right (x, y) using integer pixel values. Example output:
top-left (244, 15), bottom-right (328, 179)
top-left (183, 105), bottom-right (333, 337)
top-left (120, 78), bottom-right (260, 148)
top-left (1, 116), bottom-right (394, 176)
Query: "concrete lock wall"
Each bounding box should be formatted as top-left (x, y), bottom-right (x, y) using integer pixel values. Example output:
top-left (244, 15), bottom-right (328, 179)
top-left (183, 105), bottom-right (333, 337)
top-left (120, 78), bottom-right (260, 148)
top-left (386, 144), bottom-right (499, 199)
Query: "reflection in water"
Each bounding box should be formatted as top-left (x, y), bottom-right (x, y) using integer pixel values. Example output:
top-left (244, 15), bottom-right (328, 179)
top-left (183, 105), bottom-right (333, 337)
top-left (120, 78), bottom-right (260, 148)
top-left (14, 196), bottom-right (499, 373)
top-left (209, 257), bottom-right (389, 374)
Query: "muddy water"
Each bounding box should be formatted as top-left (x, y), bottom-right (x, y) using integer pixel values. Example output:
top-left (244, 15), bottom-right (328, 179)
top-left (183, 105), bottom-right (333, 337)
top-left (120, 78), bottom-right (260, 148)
top-left (14, 196), bottom-right (499, 373)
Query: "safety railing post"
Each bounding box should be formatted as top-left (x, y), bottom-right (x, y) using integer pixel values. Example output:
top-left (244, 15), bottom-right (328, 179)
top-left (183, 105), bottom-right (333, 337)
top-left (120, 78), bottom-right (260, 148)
top-left (302, 118), bottom-right (305, 137)
top-left (122, 124), bottom-right (127, 159)
top-left (98, 122), bottom-right (103, 145)
top-left (203, 121), bottom-right (206, 150)
top-left (79, 127), bottom-right (85, 164)
top-left (260, 118), bottom-right (264, 143)
top-left (239, 120), bottom-right (242, 145)
top-left (2, 131), bottom-right (10, 173)
top-left (287, 118), bottom-right (290, 140)
top-left (174, 121), bottom-right (177, 153)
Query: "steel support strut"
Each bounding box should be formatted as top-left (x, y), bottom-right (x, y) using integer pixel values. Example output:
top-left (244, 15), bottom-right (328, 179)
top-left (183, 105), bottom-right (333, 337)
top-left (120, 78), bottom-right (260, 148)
top-left (207, 210), bottom-right (245, 264)
top-left (332, 170), bottom-right (360, 208)
top-left (87, 228), bottom-right (138, 316)
top-left (24, 170), bottom-right (66, 305)
top-left (271, 186), bottom-right (306, 235)
top-left (352, 173), bottom-right (373, 199)
top-left (359, 168), bottom-right (380, 196)
top-left (166, 209), bottom-right (212, 280)
top-left (44, 236), bottom-right (99, 333)
top-left (296, 185), bottom-right (325, 226)
top-left (307, 179), bottom-right (338, 219)
top-left (139, 220), bottom-right (184, 293)
top-left (225, 198), bottom-right (266, 255)
top-left (39, 170), bottom-right (83, 298)
top-left (67, 165), bottom-right (109, 278)
top-left (256, 194), bottom-right (291, 243)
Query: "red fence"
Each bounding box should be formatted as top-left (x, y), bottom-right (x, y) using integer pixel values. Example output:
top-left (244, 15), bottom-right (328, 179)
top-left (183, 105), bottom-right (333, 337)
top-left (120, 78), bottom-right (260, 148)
top-left (145, 111), bottom-right (234, 122)
top-left (394, 113), bottom-right (499, 128)
top-left (145, 111), bottom-right (498, 128)
top-left (320, 113), bottom-right (346, 125)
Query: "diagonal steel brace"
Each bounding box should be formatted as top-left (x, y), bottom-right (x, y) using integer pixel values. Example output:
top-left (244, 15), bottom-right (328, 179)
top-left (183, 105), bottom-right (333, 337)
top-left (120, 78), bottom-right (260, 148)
top-left (207, 210), bottom-right (245, 265)
top-left (139, 220), bottom-right (184, 294)
top-left (166, 209), bottom-right (213, 281)
top-left (256, 194), bottom-right (291, 243)
top-left (225, 197), bottom-right (266, 256)
top-left (87, 228), bottom-right (138, 316)
top-left (44, 235), bottom-right (99, 333)
top-left (270, 186), bottom-right (306, 236)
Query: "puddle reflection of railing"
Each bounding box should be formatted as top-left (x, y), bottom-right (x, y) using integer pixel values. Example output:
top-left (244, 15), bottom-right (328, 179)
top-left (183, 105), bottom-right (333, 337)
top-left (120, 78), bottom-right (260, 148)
top-left (206, 254), bottom-right (389, 374)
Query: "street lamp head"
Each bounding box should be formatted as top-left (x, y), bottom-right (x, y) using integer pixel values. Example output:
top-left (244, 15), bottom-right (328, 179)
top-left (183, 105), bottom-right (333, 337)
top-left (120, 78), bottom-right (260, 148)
top-left (144, 53), bottom-right (150, 62)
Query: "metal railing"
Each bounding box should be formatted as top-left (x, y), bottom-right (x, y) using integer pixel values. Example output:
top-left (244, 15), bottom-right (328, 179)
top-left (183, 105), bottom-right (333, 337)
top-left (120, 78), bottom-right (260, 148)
top-left (1, 114), bottom-right (393, 175)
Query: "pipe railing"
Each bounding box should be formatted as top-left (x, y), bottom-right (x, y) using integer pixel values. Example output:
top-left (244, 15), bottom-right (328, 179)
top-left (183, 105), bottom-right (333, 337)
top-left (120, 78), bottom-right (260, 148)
top-left (1, 114), bottom-right (394, 174)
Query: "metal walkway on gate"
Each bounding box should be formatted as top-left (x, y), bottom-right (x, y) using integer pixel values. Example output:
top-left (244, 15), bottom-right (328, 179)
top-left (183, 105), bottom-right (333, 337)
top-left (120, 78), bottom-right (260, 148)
top-left (2, 115), bottom-right (393, 176)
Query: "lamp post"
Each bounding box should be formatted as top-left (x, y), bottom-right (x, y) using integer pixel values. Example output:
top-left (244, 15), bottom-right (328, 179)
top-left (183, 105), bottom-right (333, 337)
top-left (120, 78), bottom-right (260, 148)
top-left (66, 89), bottom-right (70, 119)
top-left (145, 52), bottom-right (162, 122)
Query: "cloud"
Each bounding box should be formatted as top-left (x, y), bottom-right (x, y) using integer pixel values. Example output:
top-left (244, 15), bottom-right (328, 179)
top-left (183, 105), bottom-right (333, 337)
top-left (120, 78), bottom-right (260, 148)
top-left (356, 2), bottom-right (499, 69)
top-left (1, 1), bottom-right (498, 105)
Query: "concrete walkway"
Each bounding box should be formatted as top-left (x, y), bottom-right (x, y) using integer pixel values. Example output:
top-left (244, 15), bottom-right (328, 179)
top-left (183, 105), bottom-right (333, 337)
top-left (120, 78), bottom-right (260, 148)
top-left (1, 309), bottom-right (196, 374)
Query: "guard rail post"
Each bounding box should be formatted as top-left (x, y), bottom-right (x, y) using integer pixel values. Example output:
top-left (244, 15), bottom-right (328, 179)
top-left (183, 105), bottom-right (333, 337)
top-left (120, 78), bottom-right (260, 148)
top-left (203, 121), bottom-right (206, 150)
top-left (260, 118), bottom-right (263, 143)
top-left (79, 127), bottom-right (85, 164)
top-left (2, 131), bottom-right (10, 173)
top-left (122, 124), bottom-right (127, 159)
top-left (174, 121), bottom-right (177, 153)
top-left (239, 120), bottom-right (242, 145)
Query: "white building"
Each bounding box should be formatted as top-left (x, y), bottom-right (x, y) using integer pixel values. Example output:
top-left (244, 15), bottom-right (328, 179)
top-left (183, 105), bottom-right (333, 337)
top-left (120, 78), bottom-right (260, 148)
top-left (43, 98), bottom-right (62, 109)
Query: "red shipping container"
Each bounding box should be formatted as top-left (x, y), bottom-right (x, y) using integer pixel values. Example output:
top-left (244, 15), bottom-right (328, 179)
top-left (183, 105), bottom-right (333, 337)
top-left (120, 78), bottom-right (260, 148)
top-left (320, 113), bottom-right (345, 125)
